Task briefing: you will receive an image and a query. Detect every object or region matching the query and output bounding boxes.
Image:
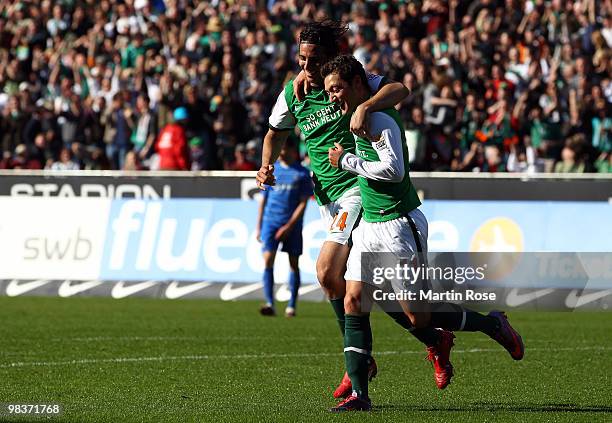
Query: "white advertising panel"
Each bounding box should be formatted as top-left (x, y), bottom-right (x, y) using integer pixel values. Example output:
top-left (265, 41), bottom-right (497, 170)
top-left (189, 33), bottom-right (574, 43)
top-left (0, 197), bottom-right (111, 280)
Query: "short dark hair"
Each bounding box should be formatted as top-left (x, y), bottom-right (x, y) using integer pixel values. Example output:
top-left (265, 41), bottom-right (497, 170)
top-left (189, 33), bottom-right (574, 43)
top-left (299, 20), bottom-right (348, 57)
top-left (320, 55), bottom-right (368, 87)
top-left (138, 93), bottom-right (150, 103)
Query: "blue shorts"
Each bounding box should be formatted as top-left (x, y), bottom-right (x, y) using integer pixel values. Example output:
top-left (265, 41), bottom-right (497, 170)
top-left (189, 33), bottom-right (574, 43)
top-left (261, 224), bottom-right (303, 256)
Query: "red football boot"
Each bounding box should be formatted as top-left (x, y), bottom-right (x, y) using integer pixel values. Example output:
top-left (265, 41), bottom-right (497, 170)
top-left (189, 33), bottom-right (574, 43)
top-left (330, 394), bottom-right (372, 412)
top-left (488, 311), bottom-right (524, 360)
top-left (332, 358), bottom-right (378, 399)
top-left (426, 330), bottom-right (455, 389)
top-left (333, 372), bottom-right (351, 399)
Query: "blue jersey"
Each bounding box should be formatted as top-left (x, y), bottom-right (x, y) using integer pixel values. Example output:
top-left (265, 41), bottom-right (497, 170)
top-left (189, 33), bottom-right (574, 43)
top-left (262, 161), bottom-right (313, 228)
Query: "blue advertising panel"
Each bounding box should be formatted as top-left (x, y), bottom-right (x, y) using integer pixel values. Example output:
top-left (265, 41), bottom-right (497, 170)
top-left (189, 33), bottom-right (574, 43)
top-left (99, 200), bottom-right (612, 282)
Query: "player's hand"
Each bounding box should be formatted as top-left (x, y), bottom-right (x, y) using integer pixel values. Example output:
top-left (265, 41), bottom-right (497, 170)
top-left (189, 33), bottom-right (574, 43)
top-left (275, 224), bottom-right (291, 242)
top-left (328, 142), bottom-right (344, 168)
top-left (350, 103), bottom-right (371, 139)
top-left (293, 70), bottom-right (309, 102)
top-left (256, 164), bottom-right (275, 189)
top-left (255, 228), bottom-right (261, 243)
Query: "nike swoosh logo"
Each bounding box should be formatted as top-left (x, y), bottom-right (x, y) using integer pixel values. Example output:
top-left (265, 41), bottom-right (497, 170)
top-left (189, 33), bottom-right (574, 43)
top-left (58, 280), bottom-right (103, 298)
top-left (275, 283), bottom-right (321, 302)
top-left (111, 281), bottom-right (157, 299)
top-left (219, 282), bottom-right (263, 301)
top-left (565, 288), bottom-right (612, 308)
top-left (505, 288), bottom-right (555, 307)
top-left (6, 280), bottom-right (51, 297)
top-left (165, 281), bottom-right (211, 299)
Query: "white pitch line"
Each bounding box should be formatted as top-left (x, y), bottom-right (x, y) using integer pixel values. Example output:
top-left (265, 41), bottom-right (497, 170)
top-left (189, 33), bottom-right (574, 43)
top-left (53, 337), bottom-right (612, 344)
top-left (7, 337), bottom-right (604, 344)
top-left (68, 336), bottom-right (198, 342)
top-left (1, 346), bottom-right (610, 369)
top-left (47, 336), bottom-right (319, 342)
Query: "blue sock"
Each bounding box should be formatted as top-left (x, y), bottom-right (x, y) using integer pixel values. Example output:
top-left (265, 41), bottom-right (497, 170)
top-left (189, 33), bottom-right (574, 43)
top-left (263, 268), bottom-right (274, 306)
top-left (288, 270), bottom-right (300, 309)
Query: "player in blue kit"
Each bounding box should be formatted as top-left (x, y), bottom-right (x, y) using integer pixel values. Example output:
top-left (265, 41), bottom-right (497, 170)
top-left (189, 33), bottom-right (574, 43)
top-left (256, 138), bottom-right (313, 317)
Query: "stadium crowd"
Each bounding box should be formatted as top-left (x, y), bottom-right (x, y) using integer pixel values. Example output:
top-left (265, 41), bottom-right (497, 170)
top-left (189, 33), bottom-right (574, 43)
top-left (0, 0), bottom-right (610, 173)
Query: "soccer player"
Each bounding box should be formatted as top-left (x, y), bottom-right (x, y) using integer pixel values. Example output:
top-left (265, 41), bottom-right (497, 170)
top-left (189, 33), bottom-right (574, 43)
top-left (256, 138), bottom-right (312, 317)
top-left (256, 20), bottom-right (455, 397)
top-left (324, 55), bottom-right (525, 411)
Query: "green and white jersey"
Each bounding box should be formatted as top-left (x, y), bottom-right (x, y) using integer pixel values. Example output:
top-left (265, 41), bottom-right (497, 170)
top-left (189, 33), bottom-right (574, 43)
top-left (268, 75), bottom-right (384, 205)
top-left (339, 109), bottom-right (421, 222)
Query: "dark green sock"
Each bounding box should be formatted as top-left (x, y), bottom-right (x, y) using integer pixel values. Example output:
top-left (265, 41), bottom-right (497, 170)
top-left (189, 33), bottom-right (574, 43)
top-left (385, 311), bottom-right (441, 347)
top-left (344, 314), bottom-right (372, 399)
top-left (462, 310), bottom-right (500, 337)
top-left (330, 298), bottom-right (346, 336)
top-left (429, 303), bottom-right (500, 337)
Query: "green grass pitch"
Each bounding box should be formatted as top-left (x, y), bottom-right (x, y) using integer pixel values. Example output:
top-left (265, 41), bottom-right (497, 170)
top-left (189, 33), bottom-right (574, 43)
top-left (0, 297), bottom-right (611, 422)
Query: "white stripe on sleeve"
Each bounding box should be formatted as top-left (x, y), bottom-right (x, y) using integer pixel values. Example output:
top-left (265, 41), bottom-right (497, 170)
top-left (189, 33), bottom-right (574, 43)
top-left (268, 90), bottom-right (296, 130)
top-left (340, 112), bottom-right (405, 182)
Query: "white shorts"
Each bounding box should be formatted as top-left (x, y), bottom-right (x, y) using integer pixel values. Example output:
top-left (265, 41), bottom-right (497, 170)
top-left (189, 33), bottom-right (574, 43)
top-left (345, 207), bottom-right (428, 282)
top-left (318, 186), bottom-right (362, 245)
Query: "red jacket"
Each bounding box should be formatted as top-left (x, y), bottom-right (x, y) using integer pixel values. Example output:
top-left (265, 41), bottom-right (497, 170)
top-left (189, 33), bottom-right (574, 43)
top-left (156, 123), bottom-right (191, 170)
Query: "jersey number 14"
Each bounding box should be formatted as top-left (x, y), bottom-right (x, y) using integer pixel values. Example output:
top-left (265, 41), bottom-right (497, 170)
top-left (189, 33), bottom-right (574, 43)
top-left (330, 211), bottom-right (348, 233)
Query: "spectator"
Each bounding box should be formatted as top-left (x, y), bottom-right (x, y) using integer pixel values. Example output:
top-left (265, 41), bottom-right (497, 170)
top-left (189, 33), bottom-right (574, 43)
top-left (591, 98), bottom-right (611, 154)
top-left (405, 107), bottom-right (427, 170)
top-left (1, 95), bottom-right (26, 156)
top-left (459, 141), bottom-right (486, 172)
top-left (0, 0), bottom-right (608, 173)
top-left (123, 150), bottom-right (143, 171)
top-left (595, 152), bottom-right (612, 173)
top-left (130, 94), bottom-right (157, 161)
top-left (71, 143), bottom-right (86, 169)
top-left (245, 139), bottom-right (260, 169)
top-left (84, 146), bottom-right (111, 171)
top-left (183, 85), bottom-right (217, 170)
top-left (458, 92), bottom-right (484, 152)
top-left (155, 107), bottom-right (191, 171)
top-left (30, 134), bottom-right (50, 168)
top-left (483, 145), bottom-right (506, 172)
top-left (226, 144), bottom-right (256, 171)
top-left (0, 151), bottom-right (12, 169)
top-left (48, 147), bottom-right (80, 171)
top-left (538, 83), bottom-right (563, 158)
top-left (425, 84), bottom-right (458, 169)
top-left (507, 141), bottom-right (544, 174)
top-left (2, 144), bottom-right (42, 169)
top-left (102, 93), bottom-right (131, 169)
top-left (554, 135), bottom-right (588, 173)
top-left (188, 136), bottom-right (206, 171)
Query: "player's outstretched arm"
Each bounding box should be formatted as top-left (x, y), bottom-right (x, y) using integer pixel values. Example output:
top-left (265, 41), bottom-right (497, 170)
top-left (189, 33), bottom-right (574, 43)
top-left (335, 113), bottom-right (406, 182)
top-left (256, 128), bottom-right (290, 190)
top-left (350, 81), bottom-right (409, 138)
